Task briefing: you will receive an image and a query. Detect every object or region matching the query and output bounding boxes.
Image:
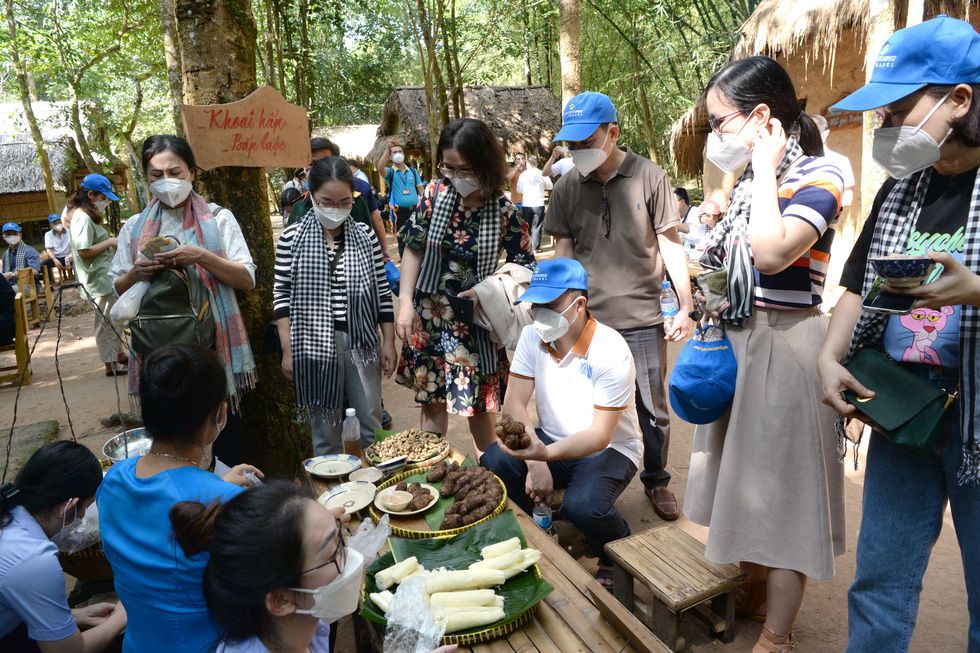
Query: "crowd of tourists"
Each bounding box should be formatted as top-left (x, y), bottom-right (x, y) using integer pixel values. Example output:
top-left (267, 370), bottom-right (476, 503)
top-left (1, 14), bottom-right (979, 653)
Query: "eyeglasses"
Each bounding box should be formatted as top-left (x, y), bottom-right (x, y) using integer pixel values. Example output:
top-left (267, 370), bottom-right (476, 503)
top-left (300, 519), bottom-right (348, 576)
top-left (708, 110), bottom-right (743, 134)
top-left (600, 185), bottom-right (610, 239)
top-left (314, 199), bottom-right (354, 210)
top-left (438, 167), bottom-right (477, 180)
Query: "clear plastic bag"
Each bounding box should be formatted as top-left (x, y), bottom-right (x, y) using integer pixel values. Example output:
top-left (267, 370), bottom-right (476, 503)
top-left (382, 575), bottom-right (446, 653)
top-left (348, 514), bottom-right (390, 564)
top-left (57, 503), bottom-right (102, 555)
top-left (110, 254), bottom-right (152, 326)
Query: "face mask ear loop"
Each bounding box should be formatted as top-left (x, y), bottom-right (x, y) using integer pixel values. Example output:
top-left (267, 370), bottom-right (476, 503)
top-left (914, 90), bottom-right (954, 135)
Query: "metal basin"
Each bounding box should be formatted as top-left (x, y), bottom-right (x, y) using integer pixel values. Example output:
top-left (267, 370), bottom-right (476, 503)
top-left (102, 428), bottom-right (153, 463)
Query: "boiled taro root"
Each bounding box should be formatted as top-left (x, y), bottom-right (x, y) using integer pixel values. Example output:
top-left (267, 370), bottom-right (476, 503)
top-left (440, 514), bottom-right (463, 530)
top-left (426, 460), bottom-right (448, 483)
top-left (497, 416), bottom-right (531, 450)
top-left (408, 491), bottom-right (432, 511)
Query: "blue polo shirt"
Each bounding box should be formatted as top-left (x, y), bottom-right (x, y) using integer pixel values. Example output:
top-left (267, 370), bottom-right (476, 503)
top-left (97, 458), bottom-right (243, 653)
top-left (384, 166), bottom-right (423, 208)
top-left (0, 506), bottom-right (78, 642)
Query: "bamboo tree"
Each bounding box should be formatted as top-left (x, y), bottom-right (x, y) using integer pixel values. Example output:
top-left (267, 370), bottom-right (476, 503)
top-left (159, 0), bottom-right (185, 135)
top-left (4, 0), bottom-right (57, 213)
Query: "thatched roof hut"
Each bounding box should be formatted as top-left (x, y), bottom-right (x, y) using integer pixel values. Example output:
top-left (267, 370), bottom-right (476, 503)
top-left (366, 85), bottom-right (563, 172)
top-left (313, 124), bottom-right (380, 167)
top-left (0, 137), bottom-right (74, 194)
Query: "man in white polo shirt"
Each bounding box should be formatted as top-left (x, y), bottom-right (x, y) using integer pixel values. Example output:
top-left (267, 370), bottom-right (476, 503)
top-left (480, 258), bottom-right (642, 588)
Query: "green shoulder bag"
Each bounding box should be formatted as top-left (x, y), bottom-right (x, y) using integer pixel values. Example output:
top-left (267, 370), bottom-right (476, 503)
top-left (843, 347), bottom-right (958, 457)
top-left (129, 267), bottom-right (216, 355)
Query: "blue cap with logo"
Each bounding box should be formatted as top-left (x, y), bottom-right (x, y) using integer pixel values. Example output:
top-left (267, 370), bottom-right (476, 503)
top-left (833, 15), bottom-right (980, 112)
top-left (668, 327), bottom-right (737, 425)
top-left (553, 92), bottom-right (618, 143)
top-left (80, 173), bottom-right (119, 201)
top-left (2, 223), bottom-right (21, 233)
top-left (515, 258), bottom-right (589, 304)
top-left (47, 214), bottom-right (61, 223)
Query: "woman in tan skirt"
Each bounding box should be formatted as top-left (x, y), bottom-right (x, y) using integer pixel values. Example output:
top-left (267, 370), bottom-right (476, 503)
top-left (684, 56), bottom-right (846, 653)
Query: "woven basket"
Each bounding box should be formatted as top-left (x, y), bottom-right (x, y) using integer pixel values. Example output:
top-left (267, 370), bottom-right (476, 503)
top-left (58, 542), bottom-right (113, 582)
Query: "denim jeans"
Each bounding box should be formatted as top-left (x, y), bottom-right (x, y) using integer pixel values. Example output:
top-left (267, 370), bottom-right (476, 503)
top-left (617, 324), bottom-right (671, 489)
top-left (847, 368), bottom-right (980, 652)
top-left (480, 430), bottom-right (636, 562)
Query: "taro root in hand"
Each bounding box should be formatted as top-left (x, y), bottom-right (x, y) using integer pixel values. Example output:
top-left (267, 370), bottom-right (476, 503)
top-left (496, 416), bottom-right (532, 450)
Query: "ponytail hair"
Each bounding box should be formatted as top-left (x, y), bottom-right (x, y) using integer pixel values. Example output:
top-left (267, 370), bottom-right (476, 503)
top-left (705, 56), bottom-right (825, 157)
top-left (1, 441), bottom-right (102, 529)
top-left (66, 189), bottom-right (103, 224)
top-left (169, 480), bottom-right (313, 642)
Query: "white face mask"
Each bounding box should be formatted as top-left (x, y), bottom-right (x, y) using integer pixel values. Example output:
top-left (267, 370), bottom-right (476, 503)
top-left (94, 199), bottom-right (110, 213)
top-left (314, 206), bottom-right (351, 229)
top-left (50, 500), bottom-right (80, 545)
top-left (705, 111), bottom-right (756, 173)
top-left (447, 175), bottom-right (481, 197)
top-left (571, 132), bottom-right (610, 177)
top-left (150, 177), bottom-right (193, 207)
top-left (4, 235), bottom-right (21, 247)
top-left (291, 549), bottom-right (364, 623)
top-left (392, 152), bottom-right (405, 164)
top-left (53, 224), bottom-right (64, 233)
top-left (532, 299), bottom-right (580, 342)
top-left (872, 91), bottom-right (953, 179)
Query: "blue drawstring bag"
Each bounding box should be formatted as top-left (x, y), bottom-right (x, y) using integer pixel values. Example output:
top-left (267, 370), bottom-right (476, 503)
top-left (385, 260), bottom-right (400, 296)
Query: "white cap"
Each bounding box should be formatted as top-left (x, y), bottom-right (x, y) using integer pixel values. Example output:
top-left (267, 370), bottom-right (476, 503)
top-left (346, 408), bottom-right (356, 417)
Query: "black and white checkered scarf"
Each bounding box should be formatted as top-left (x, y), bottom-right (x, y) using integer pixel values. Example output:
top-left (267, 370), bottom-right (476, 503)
top-left (700, 136), bottom-right (806, 326)
top-left (840, 167), bottom-right (980, 486)
top-left (416, 184), bottom-right (502, 372)
top-left (290, 211), bottom-right (381, 425)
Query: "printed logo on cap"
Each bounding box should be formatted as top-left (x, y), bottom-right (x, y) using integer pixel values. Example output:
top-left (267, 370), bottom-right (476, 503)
top-left (876, 42), bottom-right (897, 69)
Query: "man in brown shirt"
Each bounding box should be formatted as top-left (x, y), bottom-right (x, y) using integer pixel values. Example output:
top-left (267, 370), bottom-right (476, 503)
top-left (544, 91), bottom-right (693, 522)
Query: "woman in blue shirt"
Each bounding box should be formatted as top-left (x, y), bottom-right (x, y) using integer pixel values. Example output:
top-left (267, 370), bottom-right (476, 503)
top-left (0, 441), bottom-right (127, 652)
top-left (97, 344), bottom-right (263, 653)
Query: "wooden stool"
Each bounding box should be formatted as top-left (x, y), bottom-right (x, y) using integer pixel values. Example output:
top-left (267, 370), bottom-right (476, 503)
top-left (15, 269), bottom-right (40, 328)
top-left (0, 292), bottom-right (31, 385)
top-left (605, 524), bottom-right (746, 651)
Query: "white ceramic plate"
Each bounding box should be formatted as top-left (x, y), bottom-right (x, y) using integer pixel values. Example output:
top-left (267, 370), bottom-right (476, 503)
top-left (318, 481), bottom-right (377, 514)
top-left (373, 484), bottom-right (439, 516)
top-left (305, 454), bottom-right (362, 479)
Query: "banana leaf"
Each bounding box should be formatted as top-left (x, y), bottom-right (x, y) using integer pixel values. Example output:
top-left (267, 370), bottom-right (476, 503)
top-left (370, 429), bottom-right (445, 463)
top-left (360, 510), bottom-right (553, 637)
top-left (389, 457), bottom-right (486, 530)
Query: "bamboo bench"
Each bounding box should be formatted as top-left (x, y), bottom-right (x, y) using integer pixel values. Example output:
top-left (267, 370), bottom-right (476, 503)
top-left (605, 524), bottom-right (746, 651)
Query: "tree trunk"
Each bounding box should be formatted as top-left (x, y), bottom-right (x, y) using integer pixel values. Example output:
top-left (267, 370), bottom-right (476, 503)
top-left (557, 0), bottom-right (581, 104)
top-left (159, 0), bottom-right (186, 136)
top-left (297, 0), bottom-right (310, 107)
top-left (263, 0), bottom-right (277, 88)
top-left (273, 0), bottom-right (286, 98)
top-left (67, 85), bottom-right (101, 174)
top-left (173, 0), bottom-right (308, 475)
top-left (123, 135), bottom-right (148, 208)
top-left (522, 3), bottom-right (532, 86)
top-left (6, 0), bottom-right (58, 213)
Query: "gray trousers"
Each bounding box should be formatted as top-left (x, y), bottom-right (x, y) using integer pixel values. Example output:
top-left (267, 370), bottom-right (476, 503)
top-left (310, 329), bottom-right (382, 456)
top-left (618, 324), bottom-right (671, 489)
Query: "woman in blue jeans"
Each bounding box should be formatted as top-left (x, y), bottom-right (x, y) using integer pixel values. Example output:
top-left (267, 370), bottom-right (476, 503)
top-left (819, 16), bottom-right (980, 651)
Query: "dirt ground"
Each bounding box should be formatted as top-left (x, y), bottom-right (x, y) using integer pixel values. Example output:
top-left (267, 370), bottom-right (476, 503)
top-left (0, 238), bottom-right (970, 651)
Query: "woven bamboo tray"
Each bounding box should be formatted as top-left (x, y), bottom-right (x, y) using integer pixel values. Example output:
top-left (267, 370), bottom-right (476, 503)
top-left (58, 542), bottom-right (113, 581)
top-left (369, 465), bottom-right (507, 539)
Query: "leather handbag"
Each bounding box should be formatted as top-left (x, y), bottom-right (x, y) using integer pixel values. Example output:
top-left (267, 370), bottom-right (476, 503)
top-left (843, 347), bottom-right (958, 457)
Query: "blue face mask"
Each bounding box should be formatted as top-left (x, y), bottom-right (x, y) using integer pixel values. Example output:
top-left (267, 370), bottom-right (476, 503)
top-left (302, 180), bottom-right (309, 191)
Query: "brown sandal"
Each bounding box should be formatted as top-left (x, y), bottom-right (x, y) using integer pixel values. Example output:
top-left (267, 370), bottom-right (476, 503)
top-left (735, 579), bottom-right (767, 622)
top-left (752, 626), bottom-right (793, 652)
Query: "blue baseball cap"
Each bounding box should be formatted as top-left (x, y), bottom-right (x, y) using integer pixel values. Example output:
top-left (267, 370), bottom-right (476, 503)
top-left (80, 173), bottom-right (119, 201)
top-left (47, 214), bottom-right (61, 223)
top-left (2, 223), bottom-right (21, 233)
top-left (668, 328), bottom-right (737, 425)
top-left (515, 258), bottom-right (589, 304)
top-left (553, 92), bottom-right (618, 143)
top-left (833, 16), bottom-right (980, 112)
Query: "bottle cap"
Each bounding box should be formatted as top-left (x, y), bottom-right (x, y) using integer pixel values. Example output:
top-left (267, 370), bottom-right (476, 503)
top-left (346, 408), bottom-right (356, 417)
top-left (661, 281), bottom-right (671, 289)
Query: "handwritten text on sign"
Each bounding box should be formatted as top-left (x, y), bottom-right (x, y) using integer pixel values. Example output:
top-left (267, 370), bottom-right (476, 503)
top-left (181, 86), bottom-right (311, 170)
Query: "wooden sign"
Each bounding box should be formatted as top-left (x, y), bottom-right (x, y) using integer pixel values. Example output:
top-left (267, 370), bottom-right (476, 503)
top-left (821, 92), bottom-right (864, 131)
top-left (180, 86), bottom-right (312, 171)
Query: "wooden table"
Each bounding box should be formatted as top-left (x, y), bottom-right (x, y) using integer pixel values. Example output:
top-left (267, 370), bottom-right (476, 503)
top-left (305, 452), bottom-right (671, 653)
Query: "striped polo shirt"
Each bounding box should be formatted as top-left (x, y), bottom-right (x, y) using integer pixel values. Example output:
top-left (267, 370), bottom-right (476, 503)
top-left (754, 156), bottom-right (843, 309)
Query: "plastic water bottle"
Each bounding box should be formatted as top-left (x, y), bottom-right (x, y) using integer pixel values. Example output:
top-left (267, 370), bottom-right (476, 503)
top-left (660, 280), bottom-right (679, 332)
top-left (342, 408), bottom-right (362, 461)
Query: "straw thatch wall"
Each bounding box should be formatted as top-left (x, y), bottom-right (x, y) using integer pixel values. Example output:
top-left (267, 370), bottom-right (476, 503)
top-left (366, 85), bottom-right (563, 170)
top-left (313, 124), bottom-right (380, 167)
top-left (0, 137), bottom-right (74, 194)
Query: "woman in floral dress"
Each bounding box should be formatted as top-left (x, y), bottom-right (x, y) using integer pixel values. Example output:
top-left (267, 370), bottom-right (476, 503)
top-left (395, 118), bottom-right (535, 457)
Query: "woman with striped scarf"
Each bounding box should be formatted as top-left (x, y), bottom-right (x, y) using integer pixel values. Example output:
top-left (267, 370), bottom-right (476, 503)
top-left (274, 156), bottom-right (395, 456)
top-left (819, 16), bottom-right (980, 652)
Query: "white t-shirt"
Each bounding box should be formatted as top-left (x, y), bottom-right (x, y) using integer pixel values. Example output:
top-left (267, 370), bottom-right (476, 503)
top-left (510, 316), bottom-right (643, 466)
top-left (44, 230), bottom-right (71, 258)
top-left (549, 158), bottom-right (575, 177)
top-left (824, 148), bottom-right (855, 189)
top-left (682, 207), bottom-right (707, 247)
top-left (516, 168), bottom-right (553, 208)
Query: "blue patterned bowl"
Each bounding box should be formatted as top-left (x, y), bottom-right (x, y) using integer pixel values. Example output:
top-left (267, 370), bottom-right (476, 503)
top-left (870, 255), bottom-right (937, 288)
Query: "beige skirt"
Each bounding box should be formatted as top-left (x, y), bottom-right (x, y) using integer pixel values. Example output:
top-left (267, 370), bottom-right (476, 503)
top-left (684, 307), bottom-right (846, 580)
